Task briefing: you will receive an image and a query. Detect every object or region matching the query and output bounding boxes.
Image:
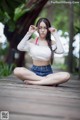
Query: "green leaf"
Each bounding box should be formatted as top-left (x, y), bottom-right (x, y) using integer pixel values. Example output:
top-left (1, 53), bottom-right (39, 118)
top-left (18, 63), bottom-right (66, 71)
top-left (3, 12), bottom-right (11, 23)
top-left (7, 21), bottom-right (16, 32)
top-left (14, 4), bottom-right (30, 21)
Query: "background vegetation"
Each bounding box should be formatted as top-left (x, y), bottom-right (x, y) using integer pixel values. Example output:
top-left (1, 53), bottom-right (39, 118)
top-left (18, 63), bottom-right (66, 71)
top-left (0, 0), bottom-right (80, 78)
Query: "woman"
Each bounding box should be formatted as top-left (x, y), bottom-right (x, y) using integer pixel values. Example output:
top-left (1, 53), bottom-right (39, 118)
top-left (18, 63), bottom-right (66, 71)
top-left (14, 18), bottom-right (70, 86)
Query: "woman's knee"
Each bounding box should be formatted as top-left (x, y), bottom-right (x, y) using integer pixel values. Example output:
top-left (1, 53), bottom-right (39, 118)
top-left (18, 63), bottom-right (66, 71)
top-left (64, 72), bottom-right (70, 81)
top-left (13, 67), bottom-right (24, 76)
top-left (55, 72), bottom-right (70, 82)
top-left (13, 67), bottom-right (32, 76)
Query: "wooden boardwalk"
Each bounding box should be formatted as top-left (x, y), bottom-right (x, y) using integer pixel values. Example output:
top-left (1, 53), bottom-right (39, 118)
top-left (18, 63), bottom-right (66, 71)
top-left (0, 74), bottom-right (80, 120)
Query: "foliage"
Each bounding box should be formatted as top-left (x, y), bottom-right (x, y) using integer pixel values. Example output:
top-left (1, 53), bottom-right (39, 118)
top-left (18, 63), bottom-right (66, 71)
top-left (0, 0), bottom-right (28, 31)
top-left (0, 61), bottom-right (16, 78)
top-left (0, 0), bottom-right (41, 32)
top-left (0, 42), bottom-right (9, 56)
top-left (53, 63), bottom-right (67, 71)
top-left (40, 0), bottom-right (80, 35)
top-left (74, 4), bottom-right (80, 34)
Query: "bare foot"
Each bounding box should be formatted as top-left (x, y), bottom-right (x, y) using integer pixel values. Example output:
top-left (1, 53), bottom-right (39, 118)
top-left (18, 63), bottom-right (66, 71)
top-left (24, 80), bottom-right (29, 84)
top-left (24, 80), bottom-right (35, 85)
top-left (24, 80), bottom-right (59, 86)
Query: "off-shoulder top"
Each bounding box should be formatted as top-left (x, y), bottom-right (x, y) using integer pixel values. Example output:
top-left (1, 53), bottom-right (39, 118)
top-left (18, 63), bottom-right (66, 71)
top-left (17, 31), bottom-right (64, 61)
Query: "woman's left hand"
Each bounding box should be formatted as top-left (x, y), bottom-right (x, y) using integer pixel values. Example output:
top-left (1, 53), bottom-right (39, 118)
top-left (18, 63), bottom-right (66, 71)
top-left (48, 27), bottom-right (57, 33)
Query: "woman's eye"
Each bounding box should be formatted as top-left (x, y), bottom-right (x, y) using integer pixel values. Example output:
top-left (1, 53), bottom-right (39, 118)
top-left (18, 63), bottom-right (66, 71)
top-left (38, 27), bottom-right (47, 29)
top-left (44, 27), bottom-right (47, 29)
top-left (38, 27), bottom-right (41, 29)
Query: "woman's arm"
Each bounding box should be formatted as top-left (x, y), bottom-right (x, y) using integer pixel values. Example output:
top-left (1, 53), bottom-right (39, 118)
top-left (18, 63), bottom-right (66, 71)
top-left (17, 32), bottom-right (32, 51)
top-left (49, 27), bottom-right (64, 54)
top-left (52, 31), bottom-right (64, 54)
top-left (17, 25), bottom-right (37, 51)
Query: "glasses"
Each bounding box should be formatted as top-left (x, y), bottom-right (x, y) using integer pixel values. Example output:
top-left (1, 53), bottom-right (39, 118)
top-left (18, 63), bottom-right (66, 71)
top-left (38, 26), bottom-right (47, 30)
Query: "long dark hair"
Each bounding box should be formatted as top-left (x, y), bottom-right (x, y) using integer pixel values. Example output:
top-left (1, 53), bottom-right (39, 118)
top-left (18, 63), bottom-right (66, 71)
top-left (36, 18), bottom-right (54, 64)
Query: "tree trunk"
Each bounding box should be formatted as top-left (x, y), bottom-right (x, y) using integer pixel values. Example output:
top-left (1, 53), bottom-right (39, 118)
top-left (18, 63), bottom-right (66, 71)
top-left (4, 0), bottom-right (48, 67)
top-left (68, 0), bottom-right (74, 73)
top-left (79, 33), bottom-right (80, 79)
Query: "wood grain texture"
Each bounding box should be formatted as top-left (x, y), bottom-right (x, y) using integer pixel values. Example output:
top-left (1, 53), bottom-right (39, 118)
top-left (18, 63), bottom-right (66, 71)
top-left (0, 74), bottom-right (80, 120)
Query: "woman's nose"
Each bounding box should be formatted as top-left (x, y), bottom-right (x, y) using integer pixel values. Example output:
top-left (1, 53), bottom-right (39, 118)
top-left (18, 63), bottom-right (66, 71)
top-left (42, 28), bottom-right (45, 31)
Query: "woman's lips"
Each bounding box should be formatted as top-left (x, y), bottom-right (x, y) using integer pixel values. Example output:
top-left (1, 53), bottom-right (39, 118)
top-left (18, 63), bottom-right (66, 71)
top-left (41, 33), bottom-right (45, 34)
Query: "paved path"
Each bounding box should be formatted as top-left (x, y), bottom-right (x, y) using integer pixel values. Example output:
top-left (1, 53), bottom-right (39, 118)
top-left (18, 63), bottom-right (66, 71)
top-left (0, 74), bottom-right (80, 120)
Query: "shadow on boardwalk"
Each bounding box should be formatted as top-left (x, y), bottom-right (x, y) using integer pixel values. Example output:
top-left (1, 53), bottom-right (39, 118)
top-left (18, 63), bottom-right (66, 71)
top-left (0, 73), bottom-right (80, 120)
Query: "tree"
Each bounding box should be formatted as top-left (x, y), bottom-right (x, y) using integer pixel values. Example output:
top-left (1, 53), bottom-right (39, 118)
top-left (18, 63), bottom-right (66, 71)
top-left (68, 0), bottom-right (74, 73)
top-left (42, 0), bottom-right (80, 74)
top-left (0, 0), bottom-right (48, 67)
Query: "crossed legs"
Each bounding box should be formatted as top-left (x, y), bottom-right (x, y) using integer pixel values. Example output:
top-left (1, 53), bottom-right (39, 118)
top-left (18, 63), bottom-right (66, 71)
top-left (13, 67), bottom-right (70, 86)
top-left (26, 72), bottom-right (70, 85)
top-left (13, 67), bottom-right (43, 81)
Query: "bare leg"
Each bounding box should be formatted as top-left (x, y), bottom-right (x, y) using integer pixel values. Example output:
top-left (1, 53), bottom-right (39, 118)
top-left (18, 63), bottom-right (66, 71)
top-left (26, 72), bottom-right (70, 85)
top-left (13, 67), bottom-right (43, 81)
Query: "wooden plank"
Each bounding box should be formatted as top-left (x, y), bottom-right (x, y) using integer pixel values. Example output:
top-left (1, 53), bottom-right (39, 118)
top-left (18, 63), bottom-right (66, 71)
top-left (0, 75), bottom-right (80, 120)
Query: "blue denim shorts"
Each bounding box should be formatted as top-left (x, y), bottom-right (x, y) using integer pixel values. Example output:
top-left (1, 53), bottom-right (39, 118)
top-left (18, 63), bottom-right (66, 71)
top-left (31, 64), bottom-right (53, 77)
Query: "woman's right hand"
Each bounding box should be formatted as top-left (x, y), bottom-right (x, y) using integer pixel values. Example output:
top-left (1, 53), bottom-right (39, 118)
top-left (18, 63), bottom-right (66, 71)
top-left (48, 27), bottom-right (57, 33)
top-left (28, 25), bottom-right (37, 34)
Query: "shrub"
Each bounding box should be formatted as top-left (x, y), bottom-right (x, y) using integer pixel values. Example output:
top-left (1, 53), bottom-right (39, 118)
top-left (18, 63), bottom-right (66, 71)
top-left (0, 61), bottom-right (16, 78)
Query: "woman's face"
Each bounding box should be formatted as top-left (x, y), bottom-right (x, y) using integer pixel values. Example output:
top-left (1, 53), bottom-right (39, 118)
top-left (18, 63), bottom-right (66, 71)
top-left (38, 21), bottom-right (48, 39)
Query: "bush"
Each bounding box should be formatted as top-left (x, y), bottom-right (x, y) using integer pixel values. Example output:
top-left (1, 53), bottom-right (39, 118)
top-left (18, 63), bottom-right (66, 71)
top-left (0, 61), bottom-right (16, 78)
top-left (53, 63), bottom-right (67, 71)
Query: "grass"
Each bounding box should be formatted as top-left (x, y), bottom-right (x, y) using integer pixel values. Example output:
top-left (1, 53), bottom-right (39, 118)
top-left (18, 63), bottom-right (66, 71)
top-left (0, 61), bottom-right (16, 78)
top-left (53, 63), bottom-right (68, 71)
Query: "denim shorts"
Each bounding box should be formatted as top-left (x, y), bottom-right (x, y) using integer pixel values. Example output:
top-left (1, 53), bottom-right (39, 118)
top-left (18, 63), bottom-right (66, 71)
top-left (31, 64), bottom-right (53, 77)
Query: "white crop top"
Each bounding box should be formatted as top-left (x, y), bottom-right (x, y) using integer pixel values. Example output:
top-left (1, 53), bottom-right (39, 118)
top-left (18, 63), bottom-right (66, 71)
top-left (27, 42), bottom-right (56, 61)
top-left (17, 31), bottom-right (64, 61)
